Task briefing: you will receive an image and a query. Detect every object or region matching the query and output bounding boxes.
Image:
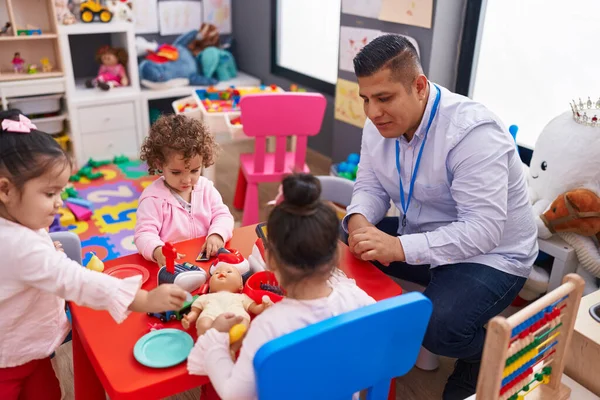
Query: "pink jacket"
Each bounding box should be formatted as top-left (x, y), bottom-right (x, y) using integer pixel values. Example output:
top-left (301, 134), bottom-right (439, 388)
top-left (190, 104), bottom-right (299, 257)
top-left (134, 177), bottom-right (234, 261)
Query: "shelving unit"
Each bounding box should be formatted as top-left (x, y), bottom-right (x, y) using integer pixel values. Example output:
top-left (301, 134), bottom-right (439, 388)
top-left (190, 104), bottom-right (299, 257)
top-left (58, 21), bottom-right (143, 166)
top-left (0, 0), bottom-right (72, 158)
top-left (0, 0), bottom-right (63, 81)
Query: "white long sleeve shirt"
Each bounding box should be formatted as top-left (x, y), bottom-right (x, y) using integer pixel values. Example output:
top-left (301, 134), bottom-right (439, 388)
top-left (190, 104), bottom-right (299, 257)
top-left (343, 83), bottom-right (538, 277)
top-left (0, 218), bottom-right (141, 367)
top-left (187, 273), bottom-right (375, 400)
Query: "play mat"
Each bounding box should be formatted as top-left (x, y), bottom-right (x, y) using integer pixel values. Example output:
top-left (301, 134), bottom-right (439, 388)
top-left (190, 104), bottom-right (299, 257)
top-left (59, 159), bottom-right (155, 264)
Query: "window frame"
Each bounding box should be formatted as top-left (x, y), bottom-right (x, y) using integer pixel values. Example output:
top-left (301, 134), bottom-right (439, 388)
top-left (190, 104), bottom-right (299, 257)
top-left (270, 0), bottom-right (338, 96)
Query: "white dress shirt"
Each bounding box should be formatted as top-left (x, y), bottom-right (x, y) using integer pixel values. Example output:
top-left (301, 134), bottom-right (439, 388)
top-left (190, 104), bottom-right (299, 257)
top-left (344, 83), bottom-right (538, 278)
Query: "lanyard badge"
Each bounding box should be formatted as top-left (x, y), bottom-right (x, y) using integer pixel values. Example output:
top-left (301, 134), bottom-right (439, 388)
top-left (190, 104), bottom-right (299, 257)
top-left (395, 84), bottom-right (441, 228)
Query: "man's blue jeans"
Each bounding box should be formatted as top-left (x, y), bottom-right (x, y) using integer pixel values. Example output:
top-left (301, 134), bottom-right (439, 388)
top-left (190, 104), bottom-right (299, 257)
top-left (344, 217), bottom-right (526, 361)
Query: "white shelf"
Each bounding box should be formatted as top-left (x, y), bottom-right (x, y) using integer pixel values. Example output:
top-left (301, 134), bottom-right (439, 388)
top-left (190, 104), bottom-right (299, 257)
top-left (58, 22), bottom-right (134, 35)
top-left (0, 34), bottom-right (58, 41)
top-left (140, 71), bottom-right (262, 101)
top-left (70, 78), bottom-right (140, 104)
top-left (0, 71), bottom-right (64, 82)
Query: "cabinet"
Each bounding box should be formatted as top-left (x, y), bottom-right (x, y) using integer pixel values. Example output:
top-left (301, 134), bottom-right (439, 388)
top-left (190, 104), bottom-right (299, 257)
top-left (58, 22), bottom-right (142, 165)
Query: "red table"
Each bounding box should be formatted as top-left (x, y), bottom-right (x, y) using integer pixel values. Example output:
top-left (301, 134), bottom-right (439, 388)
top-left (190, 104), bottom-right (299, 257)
top-left (69, 225), bottom-right (403, 399)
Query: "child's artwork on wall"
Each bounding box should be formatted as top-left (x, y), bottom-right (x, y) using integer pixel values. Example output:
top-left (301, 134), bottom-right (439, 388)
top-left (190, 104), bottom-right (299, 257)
top-left (379, 0), bottom-right (433, 29)
top-left (339, 26), bottom-right (381, 72)
top-left (132, 0), bottom-right (159, 34)
top-left (203, 0), bottom-right (232, 34)
top-left (335, 78), bottom-right (366, 128)
top-left (341, 0), bottom-right (382, 19)
top-left (158, 0), bottom-right (203, 36)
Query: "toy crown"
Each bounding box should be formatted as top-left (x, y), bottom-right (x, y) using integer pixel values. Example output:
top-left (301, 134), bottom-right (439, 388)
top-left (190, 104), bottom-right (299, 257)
top-left (570, 97), bottom-right (600, 126)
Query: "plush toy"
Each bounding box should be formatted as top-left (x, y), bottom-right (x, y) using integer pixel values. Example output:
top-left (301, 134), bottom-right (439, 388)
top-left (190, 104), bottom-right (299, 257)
top-left (522, 97), bottom-right (600, 297)
top-left (138, 30), bottom-right (218, 90)
top-left (86, 46), bottom-right (129, 91)
top-left (107, 0), bottom-right (133, 22)
top-left (539, 189), bottom-right (600, 294)
top-left (54, 0), bottom-right (77, 25)
top-left (188, 23), bottom-right (223, 57)
top-left (138, 28), bottom-right (237, 90)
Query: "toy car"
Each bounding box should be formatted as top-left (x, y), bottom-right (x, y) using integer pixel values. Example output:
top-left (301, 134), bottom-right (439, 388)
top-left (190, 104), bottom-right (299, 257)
top-left (80, 0), bottom-right (112, 23)
top-left (147, 294), bottom-right (199, 322)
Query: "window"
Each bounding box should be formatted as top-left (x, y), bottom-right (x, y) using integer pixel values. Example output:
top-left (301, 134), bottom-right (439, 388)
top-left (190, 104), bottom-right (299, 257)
top-left (457, 0), bottom-right (600, 149)
top-left (271, 0), bottom-right (341, 95)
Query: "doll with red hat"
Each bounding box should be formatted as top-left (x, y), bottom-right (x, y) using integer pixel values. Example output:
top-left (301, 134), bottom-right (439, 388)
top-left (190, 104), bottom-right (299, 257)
top-left (209, 248), bottom-right (251, 278)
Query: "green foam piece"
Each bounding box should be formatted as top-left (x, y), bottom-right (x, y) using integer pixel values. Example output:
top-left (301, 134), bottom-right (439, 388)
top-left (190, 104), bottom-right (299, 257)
top-left (87, 158), bottom-right (111, 168)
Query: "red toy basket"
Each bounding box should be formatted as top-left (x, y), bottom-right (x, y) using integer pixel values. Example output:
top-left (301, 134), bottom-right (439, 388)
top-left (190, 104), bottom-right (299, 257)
top-left (243, 271), bottom-right (285, 304)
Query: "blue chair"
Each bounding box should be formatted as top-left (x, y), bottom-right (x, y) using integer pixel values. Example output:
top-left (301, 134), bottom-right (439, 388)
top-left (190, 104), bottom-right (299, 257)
top-left (50, 231), bottom-right (83, 264)
top-left (254, 292), bottom-right (432, 400)
top-left (49, 231), bottom-right (82, 347)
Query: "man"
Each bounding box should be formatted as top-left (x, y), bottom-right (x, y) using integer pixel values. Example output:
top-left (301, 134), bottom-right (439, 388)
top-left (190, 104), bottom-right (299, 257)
top-left (343, 34), bottom-right (538, 399)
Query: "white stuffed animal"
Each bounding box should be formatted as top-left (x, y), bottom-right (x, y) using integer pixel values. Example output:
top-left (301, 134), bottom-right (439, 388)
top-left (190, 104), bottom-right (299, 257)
top-left (525, 97), bottom-right (600, 295)
top-left (107, 0), bottom-right (134, 23)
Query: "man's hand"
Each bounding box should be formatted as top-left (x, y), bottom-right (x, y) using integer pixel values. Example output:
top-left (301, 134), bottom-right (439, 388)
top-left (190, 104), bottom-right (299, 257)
top-left (346, 214), bottom-right (374, 258)
top-left (347, 213), bottom-right (373, 234)
top-left (349, 226), bottom-right (405, 266)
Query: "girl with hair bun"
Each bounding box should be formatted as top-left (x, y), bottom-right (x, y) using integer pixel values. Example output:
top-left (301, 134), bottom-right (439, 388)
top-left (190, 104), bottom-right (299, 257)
top-left (187, 173), bottom-right (374, 400)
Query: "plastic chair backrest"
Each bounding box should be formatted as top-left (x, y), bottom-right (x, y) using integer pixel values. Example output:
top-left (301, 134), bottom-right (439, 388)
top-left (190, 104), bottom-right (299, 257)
top-left (316, 175), bottom-right (355, 207)
top-left (254, 292), bottom-right (432, 400)
top-left (49, 231), bottom-right (82, 265)
top-left (239, 92), bottom-right (326, 175)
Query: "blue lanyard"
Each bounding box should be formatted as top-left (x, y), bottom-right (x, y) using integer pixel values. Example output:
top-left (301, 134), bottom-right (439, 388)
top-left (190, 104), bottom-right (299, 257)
top-left (395, 84), bottom-right (441, 227)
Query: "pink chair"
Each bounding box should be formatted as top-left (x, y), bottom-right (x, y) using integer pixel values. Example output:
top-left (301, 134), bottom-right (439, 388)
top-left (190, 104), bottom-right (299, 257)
top-left (232, 92), bottom-right (327, 226)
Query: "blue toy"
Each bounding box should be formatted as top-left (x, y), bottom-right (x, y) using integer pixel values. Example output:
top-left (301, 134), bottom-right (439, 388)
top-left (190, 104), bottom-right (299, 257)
top-left (139, 30), bottom-right (221, 89)
top-left (254, 292), bottom-right (432, 400)
top-left (335, 153), bottom-right (362, 181)
top-left (337, 161), bottom-right (351, 173)
top-left (347, 153), bottom-right (360, 165)
top-left (509, 125), bottom-right (518, 141)
top-left (198, 46), bottom-right (237, 82)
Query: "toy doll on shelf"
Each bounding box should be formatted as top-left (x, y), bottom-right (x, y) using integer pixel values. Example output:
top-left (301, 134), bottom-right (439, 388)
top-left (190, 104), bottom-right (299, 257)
top-left (12, 52), bottom-right (24, 73)
top-left (85, 45), bottom-right (129, 91)
top-left (181, 264), bottom-right (272, 353)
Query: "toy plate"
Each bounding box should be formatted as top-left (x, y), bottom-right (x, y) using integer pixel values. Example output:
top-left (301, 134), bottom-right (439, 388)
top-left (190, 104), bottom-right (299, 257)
top-left (133, 329), bottom-right (193, 368)
top-left (104, 264), bottom-right (149, 285)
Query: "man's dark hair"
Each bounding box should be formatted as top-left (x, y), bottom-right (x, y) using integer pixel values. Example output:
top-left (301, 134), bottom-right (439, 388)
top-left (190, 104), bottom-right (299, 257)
top-left (353, 34), bottom-right (422, 88)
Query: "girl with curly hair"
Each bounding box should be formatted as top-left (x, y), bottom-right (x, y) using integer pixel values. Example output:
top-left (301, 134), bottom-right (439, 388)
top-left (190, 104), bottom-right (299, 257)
top-left (134, 115), bottom-right (234, 267)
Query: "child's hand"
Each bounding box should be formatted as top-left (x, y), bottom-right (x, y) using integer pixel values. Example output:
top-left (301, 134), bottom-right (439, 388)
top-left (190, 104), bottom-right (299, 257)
top-left (53, 241), bottom-right (64, 253)
top-left (212, 312), bottom-right (244, 333)
top-left (130, 284), bottom-right (187, 313)
top-left (201, 234), bottom-right (224, 258)
top-left (153, 246), bottom-right (185, 267)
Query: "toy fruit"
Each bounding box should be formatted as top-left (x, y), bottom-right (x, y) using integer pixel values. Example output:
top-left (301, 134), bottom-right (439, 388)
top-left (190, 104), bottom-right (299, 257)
top-left (229, 323), bottom-right (247, 343)
top-left (86, 252), bottom-right (104, 272)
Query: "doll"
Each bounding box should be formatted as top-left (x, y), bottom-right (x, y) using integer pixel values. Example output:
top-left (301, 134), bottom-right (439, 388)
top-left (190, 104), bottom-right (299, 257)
top-left (12, 52), bottom-right (24, 73)
top-left (85, 46), bottom-right (129, 91)
top-left (182, 264), bottom-right (271, 338)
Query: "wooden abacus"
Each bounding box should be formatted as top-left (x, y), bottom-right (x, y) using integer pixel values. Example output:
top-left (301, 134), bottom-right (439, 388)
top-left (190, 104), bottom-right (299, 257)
top-left (476, 273), bottom-right (585, 400)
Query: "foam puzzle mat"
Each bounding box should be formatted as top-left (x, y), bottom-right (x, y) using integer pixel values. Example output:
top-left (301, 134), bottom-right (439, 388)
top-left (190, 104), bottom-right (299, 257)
top-left (64, 160), bottom-right (156, 263)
